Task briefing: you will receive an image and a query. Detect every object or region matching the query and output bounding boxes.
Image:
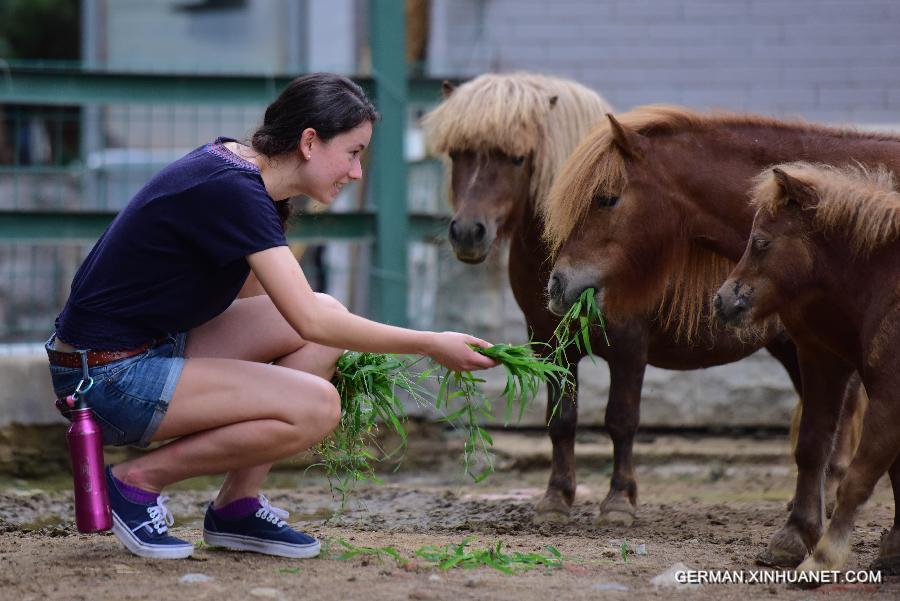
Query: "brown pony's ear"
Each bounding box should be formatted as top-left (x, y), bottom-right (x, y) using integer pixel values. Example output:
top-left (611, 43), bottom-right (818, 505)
top-left (607, 114), bottom-right (644, 159)
top-left (772, 167), bottom-right (817, 210)
top-left (441, 80), bottom-right (455, 99)
top-left (548, 95), bottom-right (559, 109)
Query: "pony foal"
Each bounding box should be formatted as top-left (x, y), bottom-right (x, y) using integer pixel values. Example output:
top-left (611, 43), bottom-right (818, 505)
top-left (715, 163), bottom-right (900, 576)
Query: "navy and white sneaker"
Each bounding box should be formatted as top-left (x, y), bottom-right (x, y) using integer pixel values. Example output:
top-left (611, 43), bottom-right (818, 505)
top-left (203, 496), bottom-right (321, 558)
top-left (105, 466), bottom-right (194, 559)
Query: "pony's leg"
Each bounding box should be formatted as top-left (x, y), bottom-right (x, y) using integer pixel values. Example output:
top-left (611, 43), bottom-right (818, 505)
top-left (785, 376), bottom-right (866, 515)
top-left (797, 391), bottom-right (898, 576)
top-left (597, 345), bottom-right (647, 527)
top-left (534, 360), bottom-right (579, 525)
top-left (871, 455), bottom-right (900, 575)
top-left (758, 351), bottom-right (852, 567)
top-left (765, 334), bottom-right (805, 512)
top-left (824, 376), bottom-right (866, 515)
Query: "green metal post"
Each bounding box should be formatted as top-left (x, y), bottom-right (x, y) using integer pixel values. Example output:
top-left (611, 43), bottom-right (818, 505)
top-left (368, 0), bottom-right (408, 325)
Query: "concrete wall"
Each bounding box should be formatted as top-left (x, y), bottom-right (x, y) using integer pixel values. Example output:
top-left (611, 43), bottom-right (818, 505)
top-left (428, 0), bottom-right (900, 126)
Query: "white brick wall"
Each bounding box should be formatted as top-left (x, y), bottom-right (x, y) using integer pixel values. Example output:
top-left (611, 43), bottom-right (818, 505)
top-left (429, 0), bottom-right (900, 125)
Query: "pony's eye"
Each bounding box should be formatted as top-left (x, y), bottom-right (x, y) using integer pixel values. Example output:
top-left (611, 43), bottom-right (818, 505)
top-left (752, 237), bottom-right (770, 251)
top-left (594, 195), bottom-right (620, 208)
top-left (511, 156), bottom-right (525, 166)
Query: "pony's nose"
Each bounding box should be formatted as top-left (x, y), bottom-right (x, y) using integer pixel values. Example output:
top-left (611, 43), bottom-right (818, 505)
top-left (449, 219), bottom-right (461, 244)
top-left (713, 290), bottom-right (747, 323)
top-left (548, 272), bottom-right (566, 300)
top-left (471, 222), bottom-right (486, 243)
top-left (448, 220), bottom-right (487, 245)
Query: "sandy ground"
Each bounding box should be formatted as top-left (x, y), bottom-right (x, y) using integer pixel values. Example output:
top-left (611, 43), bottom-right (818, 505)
top-left (0, 430), bottom-right (897, 601)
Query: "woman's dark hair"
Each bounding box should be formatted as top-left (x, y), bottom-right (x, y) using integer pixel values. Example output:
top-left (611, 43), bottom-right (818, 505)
top-left (274, 199), bottom-right (292, 232)
top-left (251, 72), bottom-right (379, 157)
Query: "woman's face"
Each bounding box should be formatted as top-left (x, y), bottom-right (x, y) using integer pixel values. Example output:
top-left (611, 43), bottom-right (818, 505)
top-left (306, 120), bottom-right (372, 204)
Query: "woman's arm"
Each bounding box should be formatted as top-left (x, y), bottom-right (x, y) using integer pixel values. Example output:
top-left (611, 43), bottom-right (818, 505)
top-left (237, 271), bottom-right (267, 298)
top-left (248, 246), bottom-right (496, 372)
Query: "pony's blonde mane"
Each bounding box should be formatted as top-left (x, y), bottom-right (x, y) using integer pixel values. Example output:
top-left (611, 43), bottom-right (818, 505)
top-left (421, 72), bottom-right (613, 210)
top-left (753, 162), bottom-right (900, 255)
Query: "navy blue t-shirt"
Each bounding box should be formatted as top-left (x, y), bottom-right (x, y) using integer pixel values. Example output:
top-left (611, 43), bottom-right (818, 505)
top-left (55, 138), bottom-right (288, 350)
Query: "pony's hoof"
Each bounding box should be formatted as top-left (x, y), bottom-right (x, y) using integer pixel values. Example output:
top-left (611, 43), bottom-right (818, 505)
top-left (597, 510), bottom-right (634, 527)
top-left (533, 491), bottom-right (572, 526)
top-left (756, 527), bottom-right (810, 568)
top-left (533, 509), bottom-right (570, 526)
top-left (870, 554), bottom-right (900, 576)
top-left (792, 560), bottom-right (825, 590)
top-left (597, 493), bottom-right (636, 528)
top-left (872, 529), bottom-right (900, 575)
top-left (792, 552), bottom-right (845, 589)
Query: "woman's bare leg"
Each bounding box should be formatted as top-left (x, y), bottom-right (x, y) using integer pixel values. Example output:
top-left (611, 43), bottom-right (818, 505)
top-left (112, 294), bottom-right (345, 497)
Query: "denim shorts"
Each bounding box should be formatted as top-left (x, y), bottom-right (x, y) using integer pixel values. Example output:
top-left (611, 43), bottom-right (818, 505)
top-left (46, 333), bottom-right (188, 448)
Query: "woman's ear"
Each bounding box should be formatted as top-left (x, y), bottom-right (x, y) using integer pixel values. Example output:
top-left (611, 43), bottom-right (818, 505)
top-left (299, 128), bottom-right (317, 160)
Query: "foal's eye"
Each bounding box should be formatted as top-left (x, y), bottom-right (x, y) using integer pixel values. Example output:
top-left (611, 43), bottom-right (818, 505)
top-left (511, 156), bottom-right (525, 166)
top-left (752, 237), bottom-right (770, 251)
top-left (594, 195), bottom-right (620, 208)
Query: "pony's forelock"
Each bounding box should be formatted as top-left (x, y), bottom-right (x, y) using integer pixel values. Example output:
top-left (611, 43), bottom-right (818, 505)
top-left (753, 161), bottom-right (900, 255)
top-left (421, 72), bottom-right (613, 211)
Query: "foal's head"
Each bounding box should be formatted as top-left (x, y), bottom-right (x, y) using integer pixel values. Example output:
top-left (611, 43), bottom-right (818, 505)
top-left (422, 73), bottom-right (612, 263)
top-left (714, 167), bottom-right (818, 326)
top-left (715, 162), bottom-right (900, 326)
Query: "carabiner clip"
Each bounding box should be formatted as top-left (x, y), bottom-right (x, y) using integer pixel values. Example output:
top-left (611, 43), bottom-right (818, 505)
top-left (73, 349), bottom-right (93, 402)
top-left (74, 376), bottom-right (94, 398)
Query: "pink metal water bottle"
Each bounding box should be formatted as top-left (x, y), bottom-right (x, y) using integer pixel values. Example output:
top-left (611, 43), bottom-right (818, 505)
top-left (66, 394), bottom-right (112, 533)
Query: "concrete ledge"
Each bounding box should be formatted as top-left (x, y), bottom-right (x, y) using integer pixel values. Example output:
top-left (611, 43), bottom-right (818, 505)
top-left (0, 355), bottom-right (65, 428)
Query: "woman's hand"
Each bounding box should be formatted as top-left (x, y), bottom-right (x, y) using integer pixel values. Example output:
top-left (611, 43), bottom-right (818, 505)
top-left (425, 332), bottom-right (499, 372)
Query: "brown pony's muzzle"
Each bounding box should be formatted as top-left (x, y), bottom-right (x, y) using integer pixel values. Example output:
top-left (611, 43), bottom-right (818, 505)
top-left (713, 279), bottom-right (753, 326)
top-left (547, 263), bottom-right (602, 316)
top-left (448, 218), bottom-right (495, 263)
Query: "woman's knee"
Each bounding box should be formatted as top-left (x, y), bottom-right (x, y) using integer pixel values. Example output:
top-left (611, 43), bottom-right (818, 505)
top-left (287, 378), bottom-right (341, 436)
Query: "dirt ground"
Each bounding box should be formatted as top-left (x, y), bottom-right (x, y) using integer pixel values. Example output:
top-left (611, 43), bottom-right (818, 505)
top-left (0, 429), bottom-right (897, 601)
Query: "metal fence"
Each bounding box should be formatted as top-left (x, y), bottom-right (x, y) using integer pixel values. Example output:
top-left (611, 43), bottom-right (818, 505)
top-left (0, 64), bottom-right (534, 350)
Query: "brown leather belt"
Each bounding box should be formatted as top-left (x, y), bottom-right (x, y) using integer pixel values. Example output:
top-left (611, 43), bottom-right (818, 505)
top-left (47, 337), bottom-right (163, 368)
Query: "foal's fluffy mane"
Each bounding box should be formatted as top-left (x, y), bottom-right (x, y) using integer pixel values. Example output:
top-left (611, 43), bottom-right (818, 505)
top-left (421, 72), bottom-right (613, 211)
top-left (753, 162), bottom-right (900, 255)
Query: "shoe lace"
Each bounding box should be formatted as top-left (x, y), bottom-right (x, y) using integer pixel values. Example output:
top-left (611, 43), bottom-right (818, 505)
top-left (254, 495), bottom-right (289, 528)
top-left (132, 495), bottom-right (174, 536)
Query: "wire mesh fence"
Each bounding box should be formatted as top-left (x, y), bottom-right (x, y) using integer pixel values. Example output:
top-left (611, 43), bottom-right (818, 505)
top-left (0, 95), bottom-right (529, 345)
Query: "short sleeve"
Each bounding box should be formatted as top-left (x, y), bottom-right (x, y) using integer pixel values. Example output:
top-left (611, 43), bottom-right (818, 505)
top-left (187, 172), bottom-right (288, 266)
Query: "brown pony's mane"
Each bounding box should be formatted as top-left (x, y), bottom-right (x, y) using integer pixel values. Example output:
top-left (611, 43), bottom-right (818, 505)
top-left (753, 162), bottom-right (900, 255)
top-left (541, 104), bottom-right (900, 341)
top-left (421, 72), bottom-right (613, 211)
top-left (543, 104), bottom-right (900, 254)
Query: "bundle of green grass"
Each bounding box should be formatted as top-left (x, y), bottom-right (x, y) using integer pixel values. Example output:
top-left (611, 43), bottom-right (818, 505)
top-left (319, 288), bottom-right (607, 502)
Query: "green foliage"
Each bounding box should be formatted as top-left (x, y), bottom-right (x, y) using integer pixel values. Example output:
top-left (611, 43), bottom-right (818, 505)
top-left (317, 352), bottom-right (429, 509)
top-left (322, 342), bottom-right (573, 499)
top-left (551, 287), bottom-right (610, 368)
top-left (547, 288), bottom-right (609, 419)
top-left (416, 538), bottom-right (564, 574)
top-left (429, 343), bottom-right (571, 482)
top-left (329, 537), bottom-right (565, 574)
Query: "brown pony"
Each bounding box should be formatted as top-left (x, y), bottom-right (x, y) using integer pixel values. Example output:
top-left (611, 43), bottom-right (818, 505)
top-left (715, 163), bottom-right (900, 576)
top-left (422, 74), bottom-right (803, 528)
top-left (543, 105), bottom-right (887, 567)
